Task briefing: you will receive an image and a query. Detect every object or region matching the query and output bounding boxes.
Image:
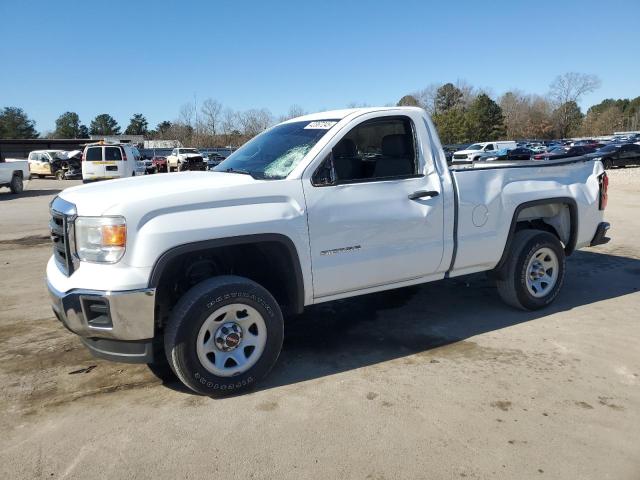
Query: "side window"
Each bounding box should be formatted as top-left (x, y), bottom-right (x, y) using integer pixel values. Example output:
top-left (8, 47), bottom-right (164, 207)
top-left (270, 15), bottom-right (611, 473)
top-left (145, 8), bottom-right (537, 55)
top-left (85, 147), bottom-right (103, 161)
top-left (105, 147), bottom-right (123, 161)
top-left (28, 152), bottom-right (36, 161)
top-left (485, 144), bottom-right (495, 151)
top-left (172, 149), bottom-right (177, 156)
top-left (327, 117), bottom-right (417, 183)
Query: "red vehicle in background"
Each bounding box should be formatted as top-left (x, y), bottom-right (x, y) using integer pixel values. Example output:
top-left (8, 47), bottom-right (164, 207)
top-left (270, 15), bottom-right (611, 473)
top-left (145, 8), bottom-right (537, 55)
top-left (152, 156), bottom-right (168, 173)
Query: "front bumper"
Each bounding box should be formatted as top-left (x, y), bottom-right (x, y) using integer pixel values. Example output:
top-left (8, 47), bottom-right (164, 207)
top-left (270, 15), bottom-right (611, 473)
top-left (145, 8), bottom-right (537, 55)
top-left (48, 282), bottom-right (156, 363)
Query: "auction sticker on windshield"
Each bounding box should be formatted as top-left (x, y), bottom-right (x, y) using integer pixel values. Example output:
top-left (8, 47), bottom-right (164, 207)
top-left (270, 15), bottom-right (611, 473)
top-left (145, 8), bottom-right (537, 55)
top-left (304, 121), bottom-right (338, 129)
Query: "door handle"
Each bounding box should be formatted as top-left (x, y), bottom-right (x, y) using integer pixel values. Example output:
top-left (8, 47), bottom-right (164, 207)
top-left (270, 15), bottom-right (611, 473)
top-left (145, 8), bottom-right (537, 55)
top-left (408, 190), bottom-right (439, 200)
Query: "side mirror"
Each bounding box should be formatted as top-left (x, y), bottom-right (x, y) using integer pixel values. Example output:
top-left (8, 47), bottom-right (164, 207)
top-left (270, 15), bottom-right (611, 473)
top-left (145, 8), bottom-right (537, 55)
top-left (312, 154), bottom-right (336, 186)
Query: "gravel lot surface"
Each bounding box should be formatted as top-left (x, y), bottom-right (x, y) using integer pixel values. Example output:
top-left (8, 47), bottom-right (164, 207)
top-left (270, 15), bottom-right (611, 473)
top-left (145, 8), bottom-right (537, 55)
top-left (0, 170), bottom-right (638, 479)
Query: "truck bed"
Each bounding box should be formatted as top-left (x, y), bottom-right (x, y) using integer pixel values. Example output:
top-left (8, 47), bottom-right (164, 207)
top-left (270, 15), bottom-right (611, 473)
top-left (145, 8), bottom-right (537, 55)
top-left (447, 156), bottom-right (603, 277)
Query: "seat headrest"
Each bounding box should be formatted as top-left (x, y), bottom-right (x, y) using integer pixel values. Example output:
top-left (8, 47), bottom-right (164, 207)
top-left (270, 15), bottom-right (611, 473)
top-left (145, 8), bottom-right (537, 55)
top-left (382, 134), bottom-right (408, 157)
top-left (333, 138), bottom-right (357, 157)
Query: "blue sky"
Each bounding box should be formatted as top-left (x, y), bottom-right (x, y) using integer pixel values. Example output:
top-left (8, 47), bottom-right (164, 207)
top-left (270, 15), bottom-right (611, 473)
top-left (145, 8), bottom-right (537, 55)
top-left (1, 0), bottom-right (638, 133)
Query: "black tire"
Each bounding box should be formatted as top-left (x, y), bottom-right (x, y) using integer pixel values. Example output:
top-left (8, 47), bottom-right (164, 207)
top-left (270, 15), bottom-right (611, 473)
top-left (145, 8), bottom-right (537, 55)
top-left (55, 170), bottom-right (65, 180)
top-left (603, 159), bottom-right (613, 170)
top-left (496, 230), bottom-right (566, 311)
top-left (9, 174), bottom-right (23, 194)
top-left (164, 275), bottom-right (284, 396)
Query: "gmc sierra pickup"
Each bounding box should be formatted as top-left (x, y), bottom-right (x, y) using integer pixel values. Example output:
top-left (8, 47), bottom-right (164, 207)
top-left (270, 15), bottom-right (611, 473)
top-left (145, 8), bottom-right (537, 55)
top-left (47, 107), bottom-right (610, 396)
top-left (0, 159), bottom-right (29, 194)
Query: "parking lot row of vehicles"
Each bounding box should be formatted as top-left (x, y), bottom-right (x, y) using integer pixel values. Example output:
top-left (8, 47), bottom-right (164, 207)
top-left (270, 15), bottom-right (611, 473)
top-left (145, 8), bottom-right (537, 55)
top-left (446, 136), bottom-right (640, 169)
top-left (16, 145), bottom-right (230, 183)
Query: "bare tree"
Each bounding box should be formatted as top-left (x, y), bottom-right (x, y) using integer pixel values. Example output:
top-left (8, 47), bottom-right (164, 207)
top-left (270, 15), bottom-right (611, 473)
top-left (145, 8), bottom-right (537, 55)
top-left (549, 72), bottom-right (601, 107)
top-left (455, 79), bottom-right (477, 108)
top-left (200, 98), bottom-right (222, 136)
top-left (179, 103), bottom-right (195, 128)
top-left (221, 108), bottom-right (239, 134)
top-left (499, 91), bottom-right (528, 138)
top-left (526, 95), bottom-right (554, 139)
top-left (413, 83), bottom-right (439, 115)
top-left (279, 104), bottom-right (307, 122)
top-left (239, 108), bottom-right (273, 137)
top-left (346, 101), bottom-right (370, 108)
top-left (549, 72), bottom-right (600, 138)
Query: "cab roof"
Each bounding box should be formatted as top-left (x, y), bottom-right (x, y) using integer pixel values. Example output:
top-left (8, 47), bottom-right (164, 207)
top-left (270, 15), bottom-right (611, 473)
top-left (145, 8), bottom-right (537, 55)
top-left (283, 106), bottom-right (425, 123)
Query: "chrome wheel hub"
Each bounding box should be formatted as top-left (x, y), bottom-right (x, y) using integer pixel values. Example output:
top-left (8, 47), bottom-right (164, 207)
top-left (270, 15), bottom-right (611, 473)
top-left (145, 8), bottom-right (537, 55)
top-left (215, 322), bottom-right (243, 352)
top-left (525, 247), bottom-right (559, 298)
top-left (196, 303), bottom-right (267, 377)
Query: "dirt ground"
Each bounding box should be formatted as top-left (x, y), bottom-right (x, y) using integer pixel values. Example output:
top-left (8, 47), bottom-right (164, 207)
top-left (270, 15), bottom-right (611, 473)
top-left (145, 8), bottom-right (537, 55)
top-left (0, 172), bottom-right (638, 479)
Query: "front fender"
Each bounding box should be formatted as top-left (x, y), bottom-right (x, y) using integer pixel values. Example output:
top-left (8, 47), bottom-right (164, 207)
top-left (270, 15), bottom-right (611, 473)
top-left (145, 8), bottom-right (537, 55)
top-left (121, 182), bottom-right (313, 306)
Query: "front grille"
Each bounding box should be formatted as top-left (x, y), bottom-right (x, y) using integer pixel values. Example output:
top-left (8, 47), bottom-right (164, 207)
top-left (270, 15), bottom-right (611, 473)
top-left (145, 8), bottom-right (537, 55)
top-left (453, 153), bottom-right (468, 160)
top-left (50, 199), bottom-right (77, 276)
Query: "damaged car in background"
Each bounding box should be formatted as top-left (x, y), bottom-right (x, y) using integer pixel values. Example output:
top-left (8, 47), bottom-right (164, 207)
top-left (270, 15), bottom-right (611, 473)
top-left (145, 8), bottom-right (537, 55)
top-left (28, 149), bottom-right (82, 180)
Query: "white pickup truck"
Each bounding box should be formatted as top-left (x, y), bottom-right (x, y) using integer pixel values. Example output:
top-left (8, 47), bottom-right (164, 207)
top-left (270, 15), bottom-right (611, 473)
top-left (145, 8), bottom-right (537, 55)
top-left (47, 107), bottom-right (610, 396)
top-left (0, 159), bottom-right (29, 194)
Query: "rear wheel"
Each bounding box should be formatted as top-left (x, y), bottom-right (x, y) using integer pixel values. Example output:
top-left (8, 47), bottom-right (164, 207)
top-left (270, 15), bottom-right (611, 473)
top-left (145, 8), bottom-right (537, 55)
top-left (603, 159), bottom-right (613, 169)
top-left (54, 170), bottom-right (65, 180)
top-left (496, 230), bottom-right (566, 310)
top-left (9, 174), bottom-right (23, 194)
top-left (164, 276), bottom-right (284, 396)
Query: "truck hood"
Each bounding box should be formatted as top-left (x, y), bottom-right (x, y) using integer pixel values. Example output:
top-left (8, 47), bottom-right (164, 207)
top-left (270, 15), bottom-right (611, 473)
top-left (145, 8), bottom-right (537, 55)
top-left (59, 172), bottom-right (257, 216)
top-left (454, 149), bottom-right (482, 155)
top-left (179, 153), bottom-right (203, 158)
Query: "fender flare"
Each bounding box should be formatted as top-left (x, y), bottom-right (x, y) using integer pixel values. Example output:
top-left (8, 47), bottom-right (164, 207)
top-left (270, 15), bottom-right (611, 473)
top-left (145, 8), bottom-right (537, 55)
top-left (493, 197), bottom-right (578, 275)
top-left (148, 233), bottom-right (305, 314)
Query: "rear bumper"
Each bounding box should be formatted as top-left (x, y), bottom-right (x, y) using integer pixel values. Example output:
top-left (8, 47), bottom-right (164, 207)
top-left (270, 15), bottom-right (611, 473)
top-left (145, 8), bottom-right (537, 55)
top-left (590, 222), bottom-right (611, 247)
top-left (48, 282), bottom-right (156, 363)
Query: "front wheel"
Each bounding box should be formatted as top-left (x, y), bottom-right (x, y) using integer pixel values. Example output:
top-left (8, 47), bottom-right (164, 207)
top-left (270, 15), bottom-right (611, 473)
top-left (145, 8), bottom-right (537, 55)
top-left (496, 230), bottom-right (566, 310)
top-left (9, 174), bottom-right (23, 194)
top-left (55, 170), bottom-right (65, 180)
top-left (603, 159), bottom-right (613, 170)
top-left (164, 276), bottom-right (284, 396)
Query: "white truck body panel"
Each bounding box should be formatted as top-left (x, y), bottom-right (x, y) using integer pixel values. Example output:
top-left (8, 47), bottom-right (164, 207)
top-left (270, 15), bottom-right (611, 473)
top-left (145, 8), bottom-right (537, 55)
top-left (0, 159), bottom-right (29, 187)
top-left (47, 106), bottom-right (606, 313)
top-left (450, 159), bottom-right (603, 276)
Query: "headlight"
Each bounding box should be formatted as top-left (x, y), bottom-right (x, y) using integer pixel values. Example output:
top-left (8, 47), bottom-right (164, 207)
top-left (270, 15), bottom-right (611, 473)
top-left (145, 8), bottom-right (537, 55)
top-left (75, 216), bottom-right (126, 263)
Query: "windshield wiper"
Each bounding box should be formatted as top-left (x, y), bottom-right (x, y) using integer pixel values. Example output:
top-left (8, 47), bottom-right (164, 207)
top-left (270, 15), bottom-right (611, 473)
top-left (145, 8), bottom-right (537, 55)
top-left (223, 167), bottom-right (256, 178)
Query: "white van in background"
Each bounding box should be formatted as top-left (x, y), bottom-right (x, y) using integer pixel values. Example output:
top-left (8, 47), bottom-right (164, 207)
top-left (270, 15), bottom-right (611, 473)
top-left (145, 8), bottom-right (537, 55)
top-left (81, 143), bottom-right (145, 182)
top-left (452, 141), bottom-right (517, 162)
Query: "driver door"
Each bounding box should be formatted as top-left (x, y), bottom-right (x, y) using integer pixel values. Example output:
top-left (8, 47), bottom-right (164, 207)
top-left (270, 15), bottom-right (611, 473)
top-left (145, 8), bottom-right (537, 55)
top-left (302, 114), bottom-right (445, 300)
